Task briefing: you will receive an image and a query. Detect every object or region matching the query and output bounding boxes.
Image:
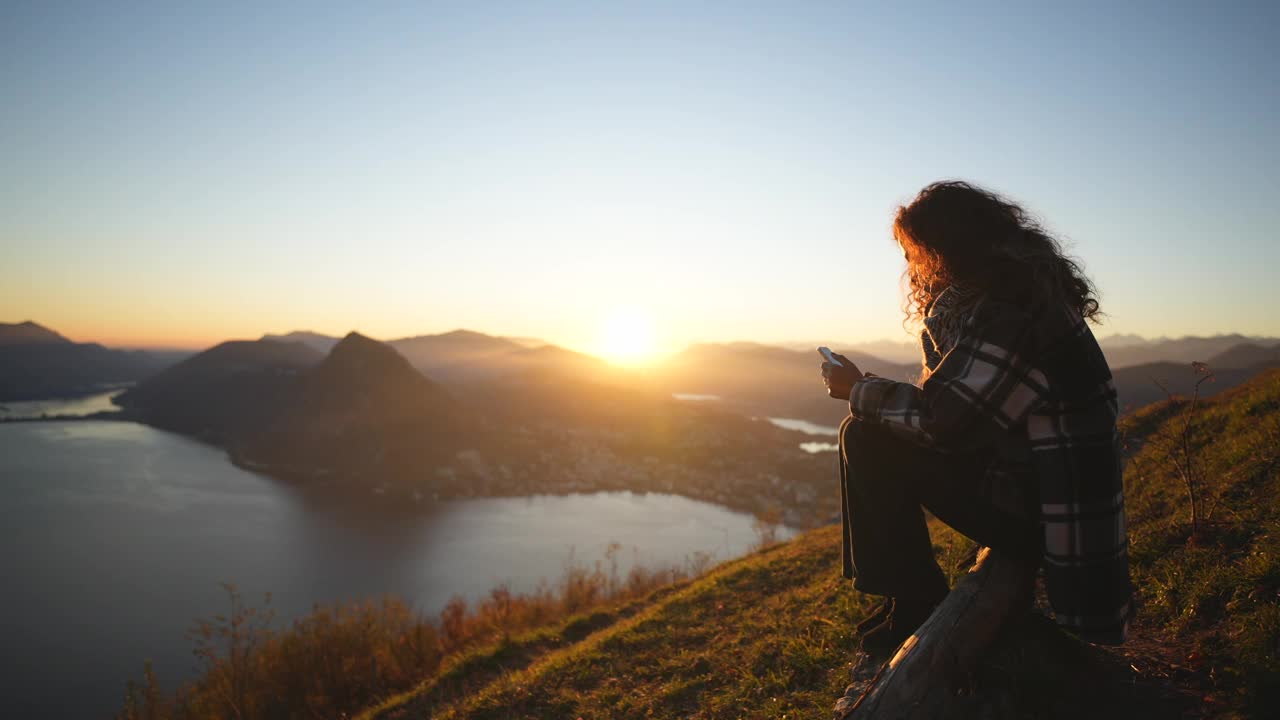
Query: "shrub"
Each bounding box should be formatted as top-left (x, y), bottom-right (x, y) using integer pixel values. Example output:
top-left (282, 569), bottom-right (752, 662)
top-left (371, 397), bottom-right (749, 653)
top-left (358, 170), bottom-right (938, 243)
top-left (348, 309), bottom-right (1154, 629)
top-left (118, 549), bottom-right (698, 720)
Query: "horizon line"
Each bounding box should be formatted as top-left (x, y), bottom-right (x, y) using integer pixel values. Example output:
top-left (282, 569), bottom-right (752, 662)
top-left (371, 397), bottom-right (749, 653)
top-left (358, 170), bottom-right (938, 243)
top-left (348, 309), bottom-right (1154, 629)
top-left (8, 319), bottom-right (1279, 357)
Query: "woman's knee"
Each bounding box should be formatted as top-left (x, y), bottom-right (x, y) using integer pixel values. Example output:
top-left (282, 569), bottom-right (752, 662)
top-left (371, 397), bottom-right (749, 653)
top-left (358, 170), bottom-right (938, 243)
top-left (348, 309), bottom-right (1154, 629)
top-left (840, 414), bottom-right (879, 443)
top-left (838, 413), bottom-right (858, 444)
top-left (839, 416), bottom-right (882, 466)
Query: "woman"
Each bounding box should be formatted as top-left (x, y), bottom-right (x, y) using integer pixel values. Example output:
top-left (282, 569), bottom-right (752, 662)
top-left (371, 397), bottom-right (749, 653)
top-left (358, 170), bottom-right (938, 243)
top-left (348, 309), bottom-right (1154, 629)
top-left (822, 181), bottom-right (1131, 655)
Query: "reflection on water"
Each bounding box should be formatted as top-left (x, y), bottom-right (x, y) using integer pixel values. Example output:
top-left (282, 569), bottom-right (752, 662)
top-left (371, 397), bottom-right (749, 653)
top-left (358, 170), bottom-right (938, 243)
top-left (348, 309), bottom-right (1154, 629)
top-left (767, 417), bottom-right (839, 436)
top-left (800, 441), bottom-right (839, 454)
top-left (0, 390), bottom-right (123, 419)
top-left (0, 420), bottom-right (786, 718)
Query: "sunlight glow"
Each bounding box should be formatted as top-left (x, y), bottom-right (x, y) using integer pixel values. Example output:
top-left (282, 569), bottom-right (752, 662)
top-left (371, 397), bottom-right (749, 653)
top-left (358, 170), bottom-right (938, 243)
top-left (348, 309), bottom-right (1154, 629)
top-left (597, 308), bottom-right (657, 365)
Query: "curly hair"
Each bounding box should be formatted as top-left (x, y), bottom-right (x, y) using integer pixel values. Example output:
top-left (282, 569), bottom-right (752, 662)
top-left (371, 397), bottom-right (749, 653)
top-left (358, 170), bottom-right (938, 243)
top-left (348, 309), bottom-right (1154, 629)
top-left (893, 180), bottom-right (1102, 324)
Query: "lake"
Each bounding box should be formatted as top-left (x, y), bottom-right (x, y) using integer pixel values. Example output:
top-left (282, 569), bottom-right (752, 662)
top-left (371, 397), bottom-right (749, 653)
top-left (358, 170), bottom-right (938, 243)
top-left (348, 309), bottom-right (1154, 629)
top-left (766, 417), bottom-right (840, 454)
top-left (766, 416), bottom-right (840, 436)
top-left (0, 389), bottom-right (123, 419)
top-left (0, 421), bottom-right (785, 718)
top-left (668, 393), bottom-right (839, 454)
top-left (668, 393), bottom-right (840, 452)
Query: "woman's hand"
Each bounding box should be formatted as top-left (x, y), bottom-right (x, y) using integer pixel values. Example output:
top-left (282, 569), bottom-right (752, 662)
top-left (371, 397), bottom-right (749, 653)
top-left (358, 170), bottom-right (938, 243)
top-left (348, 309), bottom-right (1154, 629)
top-left (821, 352), bottom-right (865, 399)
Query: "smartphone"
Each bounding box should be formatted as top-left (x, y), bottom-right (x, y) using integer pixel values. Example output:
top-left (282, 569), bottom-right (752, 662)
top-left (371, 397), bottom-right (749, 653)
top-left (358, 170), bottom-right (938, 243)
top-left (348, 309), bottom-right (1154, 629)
top-left (817, 346), bottom-right (842, 366)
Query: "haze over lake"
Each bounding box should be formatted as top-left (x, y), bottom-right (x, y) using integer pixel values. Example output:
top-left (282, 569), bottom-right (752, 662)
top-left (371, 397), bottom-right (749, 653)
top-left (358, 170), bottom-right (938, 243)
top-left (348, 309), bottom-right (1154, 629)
top-left (0, 421), bottom-right (784, 719)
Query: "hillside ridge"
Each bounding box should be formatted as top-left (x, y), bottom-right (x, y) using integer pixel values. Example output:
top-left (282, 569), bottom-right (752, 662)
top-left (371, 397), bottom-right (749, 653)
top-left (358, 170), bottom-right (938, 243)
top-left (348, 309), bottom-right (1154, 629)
top-left (0, 320), bottom-right (71, 345)
top-left (359, 370), bottom-right (1280, 719)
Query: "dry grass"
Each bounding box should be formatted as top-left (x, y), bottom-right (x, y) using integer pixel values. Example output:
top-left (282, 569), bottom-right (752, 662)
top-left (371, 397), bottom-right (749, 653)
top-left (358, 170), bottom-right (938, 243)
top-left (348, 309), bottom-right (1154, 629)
top-left (117, 550), bottom-right (704, 720)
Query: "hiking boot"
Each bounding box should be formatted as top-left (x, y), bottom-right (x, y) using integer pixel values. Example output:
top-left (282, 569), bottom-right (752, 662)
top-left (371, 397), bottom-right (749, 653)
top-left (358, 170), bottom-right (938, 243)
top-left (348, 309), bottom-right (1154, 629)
top-left (859, 590), bottom-right (948, 656)
top-left (855, 598), bottom-right (894, 636)
top-left (858, 615), bottom-right (906, 656)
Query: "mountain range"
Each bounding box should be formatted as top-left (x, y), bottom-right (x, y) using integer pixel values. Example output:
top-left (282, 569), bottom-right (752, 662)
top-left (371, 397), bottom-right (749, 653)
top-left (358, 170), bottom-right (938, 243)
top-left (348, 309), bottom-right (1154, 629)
top-left (264, 329), bottom-right (616, 385)
top-left (260, 329), bottom-right (1280, 421)
top-left (1096, 333), bottom-right (1280, 369)
top-left (0, 321), bottom-right (188, 401)
top-left (278, 331), bottom-right (920, 426)
top-left (8, 320), bottom-right (1280, 426)
top-left (7, 319), bottom-right (1280, 526)
top-left (780, 333), bottom-right (1280, 369)
top-left (0, 320), bottom-right (72, 346)
top-left (112, 338), bottom-right (327, 441)
top-left (116, 333), bottom-right (470, 482)
top-left (112, 331), bottom-right (833, 523)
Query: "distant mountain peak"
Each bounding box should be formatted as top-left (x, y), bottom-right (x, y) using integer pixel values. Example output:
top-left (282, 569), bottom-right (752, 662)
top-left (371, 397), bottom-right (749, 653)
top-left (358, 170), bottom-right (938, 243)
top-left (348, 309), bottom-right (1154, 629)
top-left (1208, 342), bottom-right (1280, 370)
top-left (261, 330), bottom-right (341, 354)
top-left (291, 331), bottom-right (455, 420)
top-left (437, 329), bottom-right (488, 339)
top-left (0, 321), bottom-right (72, 346)
top-left (327, 331), bottom-right (401, 360)
top-left (320, 332), bottom-right (427, 381)
top-left (199, 338), bottom-right (324, 365)
top-left (1100, 333), bottom-right (1280, 369)
top-left (1096, 333), bottom-right (1149, 348)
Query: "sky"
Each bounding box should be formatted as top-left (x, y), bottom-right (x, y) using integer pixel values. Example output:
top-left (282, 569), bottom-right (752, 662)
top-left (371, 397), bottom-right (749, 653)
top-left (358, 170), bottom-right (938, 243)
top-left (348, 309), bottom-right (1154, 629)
top-left (3, 1), bottom-right (1278, 358)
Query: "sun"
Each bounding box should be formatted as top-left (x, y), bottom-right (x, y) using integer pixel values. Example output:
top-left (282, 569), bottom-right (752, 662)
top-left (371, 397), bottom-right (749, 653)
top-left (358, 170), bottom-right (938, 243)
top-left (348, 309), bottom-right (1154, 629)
top-left (598, 308), bottom-right (657, 365)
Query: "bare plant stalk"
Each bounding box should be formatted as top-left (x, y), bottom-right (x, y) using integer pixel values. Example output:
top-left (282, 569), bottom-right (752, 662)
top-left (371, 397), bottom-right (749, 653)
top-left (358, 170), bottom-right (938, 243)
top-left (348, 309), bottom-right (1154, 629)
top-left (1152, 363), bottom-right (1214, 537)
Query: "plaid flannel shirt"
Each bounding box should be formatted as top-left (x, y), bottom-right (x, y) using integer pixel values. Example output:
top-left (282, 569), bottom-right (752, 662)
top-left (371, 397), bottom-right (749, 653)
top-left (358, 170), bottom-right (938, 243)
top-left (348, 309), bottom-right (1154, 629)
top-left (848, 288), bottom-right (1132, 644)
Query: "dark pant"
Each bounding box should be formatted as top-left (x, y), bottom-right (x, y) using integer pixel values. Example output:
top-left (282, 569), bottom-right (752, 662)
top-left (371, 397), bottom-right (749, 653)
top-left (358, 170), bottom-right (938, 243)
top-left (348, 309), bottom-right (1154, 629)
top-left (838, 415), bottom-right (1041, 598)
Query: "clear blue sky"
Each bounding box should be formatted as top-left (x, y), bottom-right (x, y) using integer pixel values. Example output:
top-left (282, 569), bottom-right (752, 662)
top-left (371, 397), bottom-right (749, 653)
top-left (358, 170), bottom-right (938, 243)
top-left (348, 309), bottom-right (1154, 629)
top-left (3, 1), bottom-right (1277, 355)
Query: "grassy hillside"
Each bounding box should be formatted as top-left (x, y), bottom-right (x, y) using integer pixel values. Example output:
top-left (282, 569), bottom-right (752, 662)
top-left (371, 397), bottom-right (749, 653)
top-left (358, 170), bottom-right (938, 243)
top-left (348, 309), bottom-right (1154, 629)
top-left (1111, 361), bottom-right (1277, 412)
top-left (362, 523), bottom-right (1168, 720)
top-left (363, 526), bottom-right (884, 720)
top-left (1119, 369), bottom-right (1280, 714)
top-left (361, 371), bottom-right (1280, 719)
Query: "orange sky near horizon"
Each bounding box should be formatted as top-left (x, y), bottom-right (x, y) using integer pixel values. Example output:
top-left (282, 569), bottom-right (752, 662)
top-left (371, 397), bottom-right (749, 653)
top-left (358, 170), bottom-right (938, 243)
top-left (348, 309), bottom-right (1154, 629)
top-left (9, 300), bottom-right (911, 360)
